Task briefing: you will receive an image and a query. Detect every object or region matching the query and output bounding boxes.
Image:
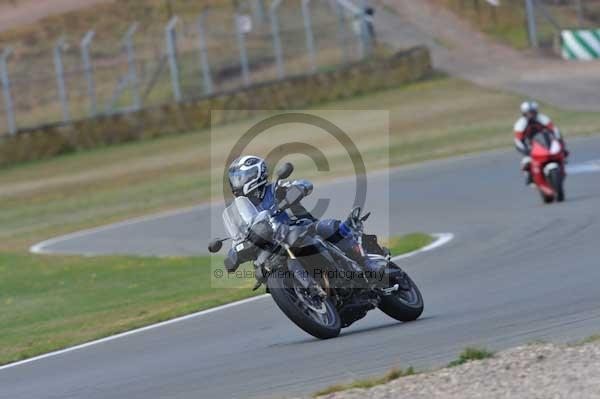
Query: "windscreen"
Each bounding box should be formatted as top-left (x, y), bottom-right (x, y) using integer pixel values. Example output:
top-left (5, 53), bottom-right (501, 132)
top-left (223, 196), bottom-right (259, 241)
top-left (533, 131), bottom-right (554, 149)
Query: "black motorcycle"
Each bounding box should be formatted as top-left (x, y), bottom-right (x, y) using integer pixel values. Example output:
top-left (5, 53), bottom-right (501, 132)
top-left (209, 163), bottom-right (423, 339)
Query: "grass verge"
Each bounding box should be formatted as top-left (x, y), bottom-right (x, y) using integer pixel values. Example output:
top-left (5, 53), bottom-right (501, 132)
top-left (0, 233), bottom-right (431, 366)
top-left (438, 0), bottom-right (584, 49)
top-left (385, 233), bottom-right (433, 256)
top-left (313, 367), bottom-right (416, 397)
top-left (447, 347), bottom-right (495, 367)
top-left (0, 253), bottom-right (255, 365)
top-left (572, 334), bottom-right (600, 347)
top-left (313, 346), bottom-right (494, 397)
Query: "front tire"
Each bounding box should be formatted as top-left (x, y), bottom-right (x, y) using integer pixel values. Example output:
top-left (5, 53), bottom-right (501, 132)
top-left (268, 274), bottom-right (341, 339)
top-left (549, 169), bottom-right (565, 202)
top-left (378, 264), bottom-right (424, 322)
top-left (540, 191), bottom-right (554, 204)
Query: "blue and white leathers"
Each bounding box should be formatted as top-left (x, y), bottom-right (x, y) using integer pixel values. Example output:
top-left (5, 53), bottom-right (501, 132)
top-left (256, 183), bottom-right (290, 224)
top-left (229, 178), bottom-right (378, 272)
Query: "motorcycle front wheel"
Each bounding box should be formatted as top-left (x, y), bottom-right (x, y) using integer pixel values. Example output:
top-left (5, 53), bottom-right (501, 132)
top-left (378, 264), bottom-right (424, 322)
top-left (540, 190), bottom-right (554, 204)
top-left (548, 168), bottom-right (565, 202)
top-left (268, 273), bottom-right (341, 339)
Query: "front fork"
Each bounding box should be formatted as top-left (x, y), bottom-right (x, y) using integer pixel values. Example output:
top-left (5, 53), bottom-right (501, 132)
top-left (357, 234), bottom-right (366, 258)
top-left (284, 244), bottom-right (327, 298)
top-left (534, 161), bottom-right (563, 196)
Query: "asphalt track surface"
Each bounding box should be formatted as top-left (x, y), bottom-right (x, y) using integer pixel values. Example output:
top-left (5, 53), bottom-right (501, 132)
top-left (5, 136), bottom-right (600, 399)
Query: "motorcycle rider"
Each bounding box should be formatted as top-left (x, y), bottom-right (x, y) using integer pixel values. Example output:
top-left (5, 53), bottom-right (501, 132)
top-left (514, 101), bottom-right (569, 185)
top-left (227, 155), bottom-right (380, 274)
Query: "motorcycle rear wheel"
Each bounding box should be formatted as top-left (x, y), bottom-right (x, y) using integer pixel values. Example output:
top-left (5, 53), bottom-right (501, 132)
top-left (378, 264), bottom-right (424, 322)
top-left (268, 274), bottom-right (341, 339)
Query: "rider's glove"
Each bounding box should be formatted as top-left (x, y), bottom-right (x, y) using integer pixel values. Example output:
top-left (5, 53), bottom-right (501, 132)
top-left (275, 181), bottom-right (288, 202)
top-left (339, 219), bottom-right (354, 238)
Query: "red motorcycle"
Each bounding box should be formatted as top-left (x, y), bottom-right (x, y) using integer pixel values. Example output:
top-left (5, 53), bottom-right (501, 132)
top-left (529, 130), bottom-right (567, 203)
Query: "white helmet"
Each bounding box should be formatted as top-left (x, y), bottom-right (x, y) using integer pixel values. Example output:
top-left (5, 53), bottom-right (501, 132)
top-left (228, 155), bottom-right (268, 205)
top-left (520, 101), bottom-right (539, 116)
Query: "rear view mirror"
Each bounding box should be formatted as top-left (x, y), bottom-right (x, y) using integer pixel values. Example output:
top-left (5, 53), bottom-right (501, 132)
top-left (277, 185), bottom-right (304, 213)
top-left (285, 186), bottom-right (303, 207)
top-left (275, 162), bottom-right (294, 181)
top-left (208, 238), bottom-right (223, 253)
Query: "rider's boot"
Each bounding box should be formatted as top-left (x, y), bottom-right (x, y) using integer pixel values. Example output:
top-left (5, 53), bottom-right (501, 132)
top-left (525, 171), bottom-right (533, 187)
top-left (339, 220), bottom-right (385, 272)
top-left (338, 239), bottom-right (385, 287)
top-left (521, 156), bottom-right (534, 187)
top-left (316, 219), bottom-right (383, 274)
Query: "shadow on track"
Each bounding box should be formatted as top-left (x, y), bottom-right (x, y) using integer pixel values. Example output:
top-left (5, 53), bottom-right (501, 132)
top-left (269, 316), bottom-right (436, 347)
top-left (561, 194), bottom-right (597, 203)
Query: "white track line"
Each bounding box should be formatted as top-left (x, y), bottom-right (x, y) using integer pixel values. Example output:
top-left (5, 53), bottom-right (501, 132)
top-left (29, 140), bottom-right (600, 255)
top-left (3, 232), bottom-right (454, 372)
top-left (567, 159), bottom-right (600, 175)
top-left (0, 295), bottom-right (268, 371)
top-left (29, 203), bottom-right (212, 255)
top-left (28, 144), bottom-right (506, 256)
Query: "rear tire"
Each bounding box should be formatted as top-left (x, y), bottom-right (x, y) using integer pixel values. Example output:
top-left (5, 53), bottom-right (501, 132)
top-left (378, 265), bottom-right (424, 322)
top-left (268, 274), bottom-right (341, 339)
top-left (556, 187), bottom-right (565, 202)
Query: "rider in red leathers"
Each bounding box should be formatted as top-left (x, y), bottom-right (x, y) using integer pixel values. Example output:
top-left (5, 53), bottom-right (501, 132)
top-left (514, 101), bottom-right (568, 185)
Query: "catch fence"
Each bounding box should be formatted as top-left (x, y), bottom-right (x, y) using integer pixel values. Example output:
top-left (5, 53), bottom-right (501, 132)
top-left (0, 0), bottom-right (375, 136)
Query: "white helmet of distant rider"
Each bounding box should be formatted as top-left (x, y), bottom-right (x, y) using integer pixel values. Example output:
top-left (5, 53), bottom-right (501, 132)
top-left (520, 101), bottom-right (539, 121)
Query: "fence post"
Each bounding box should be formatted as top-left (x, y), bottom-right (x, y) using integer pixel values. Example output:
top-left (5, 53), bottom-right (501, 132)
top-left (524, 0), bottom-right (538, 48)
top-left (358, 1), bottom-right (372, 58)
top-left (197, 12), bottom-right (214, 95)
top-left (253, 0), bottom-right (266, 24)
top-left (0, 48), bottom-right (16, 135)
top-left (124, 22), bottom-right (141, 111)
top-left (270, 0), bottom-right (285, 79)
top-left (336, 0), bottom-right (370, 59)
top-left (576, 0), bottom-right (584, 28)
top-left (335, 0), bottom-right (350, 63)
top-left (235, 12), bottom-right (251, 87)
top-left (302, 0), bottom-right (317, 73)
top-left (54, 37), bottom-right (71, 122)
top-left (80, 30), bottom-right (97, 117)
top-left (166, 16), bottom-right (182, 102)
